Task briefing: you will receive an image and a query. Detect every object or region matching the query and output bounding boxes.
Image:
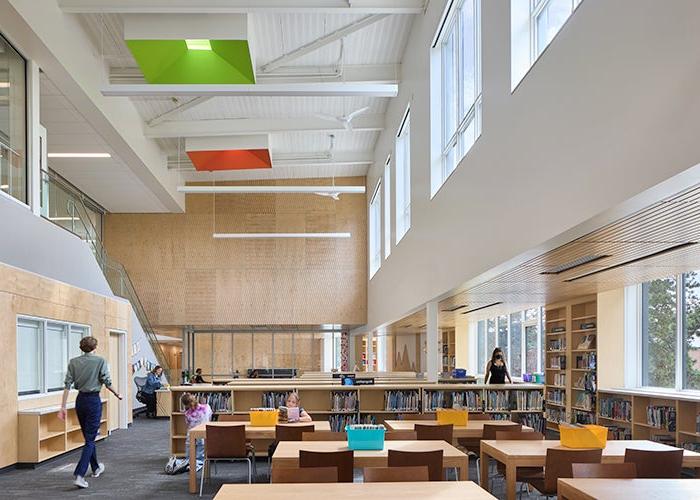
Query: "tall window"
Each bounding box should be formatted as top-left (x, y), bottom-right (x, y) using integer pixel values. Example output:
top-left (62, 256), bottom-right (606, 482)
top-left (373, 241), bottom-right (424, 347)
top-left (511, 0), bottom-right (582, 89)
top-left (383, 156), bottom-right (391, 259)
top-left (434, 0), bottom-right (481, 195)
top-left (369, 180), bottom-right (382, 278)
top-left (0, 34), bottom-right (27, 204)
top-left (497, 315), bottom-right (508, 359)
top-left (477, 320), bottom-right (485, 375)
top-left (510, 312), bottom-right (523, 377)
top-left (395, 109), bottom-right (411, 242)
top-left (17, 317), bottom-right (89, 396)
top-left (639, 273), bottom-right (700, 391)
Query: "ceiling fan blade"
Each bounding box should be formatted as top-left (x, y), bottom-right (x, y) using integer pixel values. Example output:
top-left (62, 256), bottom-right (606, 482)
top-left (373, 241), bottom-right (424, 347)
top-left (346, 106), bottom-right (371, 121)
top-left (314, 113), bottom-right (341, 123)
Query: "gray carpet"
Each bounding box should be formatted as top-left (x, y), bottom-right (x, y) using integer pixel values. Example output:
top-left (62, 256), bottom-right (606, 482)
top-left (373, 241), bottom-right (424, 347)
top-left (0, 417), bottom-right (515, 499)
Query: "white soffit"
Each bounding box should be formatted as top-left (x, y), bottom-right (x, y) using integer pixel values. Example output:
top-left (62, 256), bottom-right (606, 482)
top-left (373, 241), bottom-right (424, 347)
top-left (185, 135), bottom-right (269, 152)
top-left (123, 13), bottom-right (250, 40)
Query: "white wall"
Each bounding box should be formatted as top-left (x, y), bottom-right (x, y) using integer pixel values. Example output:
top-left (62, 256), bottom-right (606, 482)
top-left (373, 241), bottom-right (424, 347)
top-left (368, 0), bottom-right (700, 331)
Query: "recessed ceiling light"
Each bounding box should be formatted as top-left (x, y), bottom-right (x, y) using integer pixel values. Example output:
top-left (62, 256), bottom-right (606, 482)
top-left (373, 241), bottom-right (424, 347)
top-left (185, 39), bottom-right (212, 51)
top-left (0, 82), bottom-right (9, 88)
top-left (0, 184), bottom-right (8, 189)
top-left (47, 153), bottom-right (112, 158)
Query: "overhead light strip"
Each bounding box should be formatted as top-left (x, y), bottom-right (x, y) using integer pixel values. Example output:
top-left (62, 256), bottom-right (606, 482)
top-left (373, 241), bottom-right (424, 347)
top-left (442, 304), bottom-right (468, 312)
top-left (101, 83), bottom-right (399, 98)
top-left (178, 185), bottom-right (365, 194)
top-left (48, 153), bottom-right (112, 158)
top-left (564, 242), bottom-right (697, 282)
top-left (213, 232), bottom-right (351, 239)
top-left (461, 302), bottom-right (503, 315)
top-left (540, 254), bottom-right (610, 275)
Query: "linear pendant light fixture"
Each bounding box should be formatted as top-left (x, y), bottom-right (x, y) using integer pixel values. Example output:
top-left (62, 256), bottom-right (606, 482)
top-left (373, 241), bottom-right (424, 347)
top-left (214, 232), bottom-right (350, 239)
top-left (48, 153), bottom-right (112, 158)
top-left (178, 185), bottom-right (365, 195)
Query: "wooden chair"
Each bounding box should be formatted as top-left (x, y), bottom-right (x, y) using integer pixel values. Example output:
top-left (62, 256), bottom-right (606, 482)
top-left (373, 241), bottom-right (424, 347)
top-left (200, 424), bottom-right (256, 496)
top-left (217, 414), bottom-right (249, 422)
top-left (494, 431), bottom-right (545, 495)
top-left (271, 466), bottom-right (338, 483)
top-left (456, 414), bottom-right (492, 457)
top-left (415, 423), bottom-right (454, 443)
top-left (524, 448), bottom-right (602, 498)
top-left (276, 424), bottom-right (315, 442)
top-left (572, 463), bottom-right (637, 478)
top-left (476, 423), bottom-right (523, 484)
top-left (387, 449), bottom-right (444, 481)
top-left (385, 430), bottom-right (418, 441)
top-left (469, 413), bottom-right (493, 420)
top-left (624, 448), bottom-right (683, 478)
top-left (299, 450), bottom-right (354, 482)
top-left (302, 431), bottom-right (347, 441)
top-left (400, 413), bottom-right (436, 421)
top-left (494, 431), bottom-right (544, 440)
top-left (364, 465), bottom-right (429, 482)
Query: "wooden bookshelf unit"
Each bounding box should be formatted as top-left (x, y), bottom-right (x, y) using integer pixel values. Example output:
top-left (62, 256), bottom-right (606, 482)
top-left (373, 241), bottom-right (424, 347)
top-left (167, 382), bottom-right (545, 455)
top-left (544, 295), bottom-right (598, 431)
top-left (441, 329), bottom-right (456, 374)
top-left (18, 399), bottom-right (108, 463)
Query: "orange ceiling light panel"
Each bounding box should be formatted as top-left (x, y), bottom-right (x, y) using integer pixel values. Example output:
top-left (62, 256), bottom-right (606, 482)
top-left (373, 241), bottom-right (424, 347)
top-left (185, 135), bottom-right (271, 171)
top-left (187, 149), bottom-right (271, 171)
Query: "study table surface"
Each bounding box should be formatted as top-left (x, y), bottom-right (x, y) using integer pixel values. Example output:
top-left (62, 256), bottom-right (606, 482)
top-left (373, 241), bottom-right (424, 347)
top-left (187, 421), bottom-right (330, 493)
top-left (272, 440), bottom-right (469, 481)
top-left (214, 481), bottom-right (496, 499)
top-left (557, 478), bottom-right (700, 500)
top-left (384, 420), bottom-right (534, 438)
top-left (479, 440), bottom-right (700, 500)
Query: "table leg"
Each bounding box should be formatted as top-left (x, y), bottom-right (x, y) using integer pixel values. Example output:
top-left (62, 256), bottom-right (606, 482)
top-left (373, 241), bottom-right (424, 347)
top-left (479, 450), bottom-right (489, 490)
top-left (505, 462), bottom-right (516, 500)
top-left (459, 457), bottom-right (468, 481)
top-left (188, 435), bottom-right (196, 494)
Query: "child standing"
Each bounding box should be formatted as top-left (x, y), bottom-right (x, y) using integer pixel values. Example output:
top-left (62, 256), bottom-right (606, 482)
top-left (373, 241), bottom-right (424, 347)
top-left (182, 393), bottom-right (212, 471)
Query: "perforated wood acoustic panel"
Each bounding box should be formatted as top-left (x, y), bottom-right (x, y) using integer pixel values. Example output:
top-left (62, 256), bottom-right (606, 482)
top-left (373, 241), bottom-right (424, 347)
top-left (104, 177), bottom-right (367, 327)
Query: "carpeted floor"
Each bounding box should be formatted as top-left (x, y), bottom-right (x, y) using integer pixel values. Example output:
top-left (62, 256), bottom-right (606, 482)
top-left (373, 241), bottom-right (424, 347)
top-left (0, 416), bottom-right (515, 499)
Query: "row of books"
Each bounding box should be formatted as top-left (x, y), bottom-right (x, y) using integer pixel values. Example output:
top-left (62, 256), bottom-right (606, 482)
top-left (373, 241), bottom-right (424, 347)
top-left (490, 413), bottom-right (511, 421)
top-left (261, 391), bottom-right (290, 408)
top-left (517, 413), bottom-right (545, 433)
top-left (422, 390), bottom-right (483, 411)
top-left (549, 355), bottom-right (566, 369)
top-left (485, 390), bottom-right (510, 411)
top-left (682, 442), bottom-right (700, 452)
top-left (546, 407), bottom-right (566, 423)
top-left (385, 390), bottom-right (420, 411)
top-left (574, 392), bottom-right (596, 411)
top-left (179, 392), bottom-right (231, 412)
top-left (546, 389), bottom-right (565, 405)
top-left (573, 409), bottom-right (596, 424)
top-left (547, 338), bottom-right (566, 351)
top-left (650, 434), bottom-right (676, 446)
top-left (599, 398), bottom-right (632, 422)
top-left (330, 391), bottom-right (358, 411)
top-left (606, 425), bottom-right (632, 440)
top-left (329, 414), bottom-right (357, 432)
top-left (573, 372), bottom-right (596, 393)
top-left (553, 373), bottom-right (566, 386)
top-left (512, 390), bottom-right (544, 410)
top-left (574, 353), bottom-right (596, 370)
top-left (647, 405), bottom-right (676, 431)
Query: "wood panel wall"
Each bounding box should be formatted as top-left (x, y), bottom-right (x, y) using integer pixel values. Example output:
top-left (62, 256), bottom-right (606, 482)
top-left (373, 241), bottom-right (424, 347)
top-left (104, 177), bottom-right (367, 327)
top-left (0, 262), bottom-right (132, 468)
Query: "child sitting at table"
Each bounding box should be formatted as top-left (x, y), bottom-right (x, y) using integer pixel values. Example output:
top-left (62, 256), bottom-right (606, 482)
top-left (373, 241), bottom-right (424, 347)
top-left (285, 392), bottom-right (312, 423)
top-left (182, 392), bottom-right (212, 472)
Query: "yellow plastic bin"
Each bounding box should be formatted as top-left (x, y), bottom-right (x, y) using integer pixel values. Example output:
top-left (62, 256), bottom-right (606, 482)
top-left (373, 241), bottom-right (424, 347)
top-left (559, 424), bottom-right (608, 449)
top-left (436, 408), bottom-right (469, 426)
top-left (249, 409), bottom-right (279, 427)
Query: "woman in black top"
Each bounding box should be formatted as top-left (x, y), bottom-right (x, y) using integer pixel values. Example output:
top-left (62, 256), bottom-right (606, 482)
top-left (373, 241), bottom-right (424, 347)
top-left (484, 347), bottom-right (513, 384)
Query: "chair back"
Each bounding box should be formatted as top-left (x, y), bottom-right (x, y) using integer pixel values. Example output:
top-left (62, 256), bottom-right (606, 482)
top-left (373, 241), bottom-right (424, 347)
top-left (217, 414), bottom-right (249, 422)
top-left (415, 423), bottom-right (453, 443)
top-left (385, 430), bottom-right (418, 441)
top-left (495, 431), bottom-right (544, 440)
top-left (482, 423), bottom-right (522, 440)
top-left (302, 431), bottom-right (347, 441)
top-left (387, 449), bottom-right (444, 481)
top-left (271, 466), bottom-right (338, 483)
top-left (299, 450), bottom-right (354, 482)
top-left (543, 448), bottom-right (602, 493)
top-left (400, 413), bottom-right (436, 421)
top-left (624, 448), bottom-right (683, 478)
top-left (205, 424), bottom-right (247, 459)
top-left (364, 466), bottom-right (429, 482)
top-left (469, 413), bottom-right (492, 420)
top-left (276, 424), bottom-right (315, 441)
top-left (572, 463), bottom-right (637, 478)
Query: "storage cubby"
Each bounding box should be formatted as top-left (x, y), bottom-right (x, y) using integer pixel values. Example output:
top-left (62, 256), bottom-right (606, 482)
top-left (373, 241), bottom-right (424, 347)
top-left (38, 434), bottom-right (66, 461)
top-left (678, 400), bottom-right (700, 451)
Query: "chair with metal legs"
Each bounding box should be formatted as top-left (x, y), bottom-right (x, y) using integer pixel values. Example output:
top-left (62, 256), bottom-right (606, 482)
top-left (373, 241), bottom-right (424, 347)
top-left (199, 424), bottom-right (256, 496)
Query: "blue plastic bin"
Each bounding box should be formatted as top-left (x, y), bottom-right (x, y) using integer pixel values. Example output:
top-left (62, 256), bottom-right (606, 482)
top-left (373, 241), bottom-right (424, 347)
top-left (345, 425), bottom-right (385, 450)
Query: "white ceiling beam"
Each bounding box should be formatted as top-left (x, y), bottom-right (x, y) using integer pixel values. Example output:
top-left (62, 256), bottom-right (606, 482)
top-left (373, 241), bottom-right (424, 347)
top-left (259, 14), bottom-right (388, 74)
top-left (101, 82), bottom-right (398, 97)
top-left (167, 151), bottom-right (374, 169)
top-left (111, 63), bottom-right (400, 85)
top-left (146, 96), bottom-right (212, 127)
top-left (58, 0), bottom-right (425, 14)
top-left (178, 185), bottom-right (365, 194)
top-left (146, 114), bottom-right (385, 139)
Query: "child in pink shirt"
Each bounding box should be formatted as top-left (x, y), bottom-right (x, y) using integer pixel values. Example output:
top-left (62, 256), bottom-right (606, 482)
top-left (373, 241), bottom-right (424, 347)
top-left (181, 393), bottom-right (212, 470)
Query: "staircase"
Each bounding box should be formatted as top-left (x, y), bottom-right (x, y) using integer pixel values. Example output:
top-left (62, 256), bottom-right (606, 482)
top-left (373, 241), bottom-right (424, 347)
top-left (39, 169), bottom-right (171, 380)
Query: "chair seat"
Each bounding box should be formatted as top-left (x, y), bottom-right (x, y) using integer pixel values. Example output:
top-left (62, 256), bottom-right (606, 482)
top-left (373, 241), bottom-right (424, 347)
top-left (516, 467), bottom-right (544, 481)
top-left (524, 477), bottom-right (547, 495)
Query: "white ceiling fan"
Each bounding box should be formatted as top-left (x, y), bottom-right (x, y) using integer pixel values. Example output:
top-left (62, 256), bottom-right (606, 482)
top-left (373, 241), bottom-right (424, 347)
top-left (315, 106), bottom-right (370, 131)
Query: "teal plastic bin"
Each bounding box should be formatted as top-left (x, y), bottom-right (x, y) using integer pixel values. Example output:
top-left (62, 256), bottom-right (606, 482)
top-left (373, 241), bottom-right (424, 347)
top-left (345, 425), bottom-right (385, 450)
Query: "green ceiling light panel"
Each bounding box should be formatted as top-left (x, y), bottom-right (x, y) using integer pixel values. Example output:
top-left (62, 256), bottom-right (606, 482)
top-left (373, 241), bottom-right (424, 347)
top-left (123, 13), bottom-right (256, 84)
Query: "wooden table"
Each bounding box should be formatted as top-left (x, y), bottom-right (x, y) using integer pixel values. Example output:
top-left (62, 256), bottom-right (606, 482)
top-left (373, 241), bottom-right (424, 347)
top-left (480, 440), bottom-right (700, 500)
top-left (187, 421), bottom-right (330, 493)
top-left (272, 440), bottom-right (470, 481)
top-left (558, 478), bottom-right (700, 500)
top-left (215, 481), bottom-right (496, 499)
top-left (384, 420), bottom-right (534, 439)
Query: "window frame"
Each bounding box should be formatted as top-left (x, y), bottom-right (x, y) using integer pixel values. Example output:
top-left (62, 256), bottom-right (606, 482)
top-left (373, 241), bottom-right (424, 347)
top-left (368, 179), bottom-right (382, 278)
top-left (383, 155), bottom-right (392, 259)
top-left (17, 315), bottom-right (90, 397)
top-left (395, 107), bottom-right (411, 243)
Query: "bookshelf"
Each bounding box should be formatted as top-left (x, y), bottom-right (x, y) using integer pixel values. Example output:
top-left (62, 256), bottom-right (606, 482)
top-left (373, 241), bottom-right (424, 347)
top-left (167, 382), bottom-right (545, 455)
top-left (544, 295), bottom-right (598, 431)
top-left (361, 337), bottom-right (378, 371)
top-left (441, 329), bottom-right (456, 373)
top-left (18, 399), bottom-right (109, 463)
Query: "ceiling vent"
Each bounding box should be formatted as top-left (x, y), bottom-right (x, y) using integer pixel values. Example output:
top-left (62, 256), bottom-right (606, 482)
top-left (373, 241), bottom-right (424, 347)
top-left (461, 302), bottom-right (503, 315)
top-left (442, 304), bottom-right (468, 312)
top-left (540, 254), bottom-right (610, 275)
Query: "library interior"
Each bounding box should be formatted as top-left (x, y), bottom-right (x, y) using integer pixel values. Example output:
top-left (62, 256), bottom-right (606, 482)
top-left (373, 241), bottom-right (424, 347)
top-left (2, 0), bottom-right (700, 499)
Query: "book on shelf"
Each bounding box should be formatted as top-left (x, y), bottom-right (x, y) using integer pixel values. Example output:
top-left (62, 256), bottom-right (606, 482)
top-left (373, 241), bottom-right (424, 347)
top-left (385, 390), bottom-right (420, 412)
top-left (546, 389), bottom-right (565, 405)
top-left (262, 391), bottom-right (291, 408)
top-left (180, 392), bottom-right (231, 412)
top-left (573, 409), bottom-right (595, 424)
top-left (553, 373), bottom-right (566, 386)
top-left (573, 372), bottom-right (596, 392)
top-left (517, 412), bottom-right (545, 433)
top-left (682, 442), bottom-right (700, 452)
top-left (650, 434), bottom-right (676, 446)
top-left (599, 398), bottom-right (631, 422)
top-left (606, 425), bottom-right (632, 440)
top-left (576, 334), bottom-right (596, 350)
top-left (330, 391), bottom-right (358, 411)
top-left (574, 392), bottom-right (596, 411)
top-left (574, 352), bottom-right (596, 370)
top-left (422, 390), bottom-right (482, 412)
top-left (548, 338), bottom-right (566, 351)
top-left (646, 405), bottom-right (676, 431)
top-left (545, 407), bottom-right (566, 423)
top-left (549, 355), bottom-right (567, 369)
top-left (485, 390), bottom-right (510, 411)
top-left (329, 414), bottom-right (357, 432)
top-left (513, 390), bottom-right (543, 411)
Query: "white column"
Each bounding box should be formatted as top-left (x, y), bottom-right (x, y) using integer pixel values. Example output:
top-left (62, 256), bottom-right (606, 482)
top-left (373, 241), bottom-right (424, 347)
top-left (27, 60), bottom-right (42, 215)
top-left (427, 301), bottom-right (439, 382)
top-left (366, 330), bottom-right (374, 372)
top-left (376, 334), bottom-right (386, 372)
top-left (322, 333), bottom-right (334, 371)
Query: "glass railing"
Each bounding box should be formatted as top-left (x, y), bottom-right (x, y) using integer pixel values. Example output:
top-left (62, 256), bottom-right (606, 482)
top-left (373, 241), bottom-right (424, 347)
top-left (39, 169), bottom-right (171, 380)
